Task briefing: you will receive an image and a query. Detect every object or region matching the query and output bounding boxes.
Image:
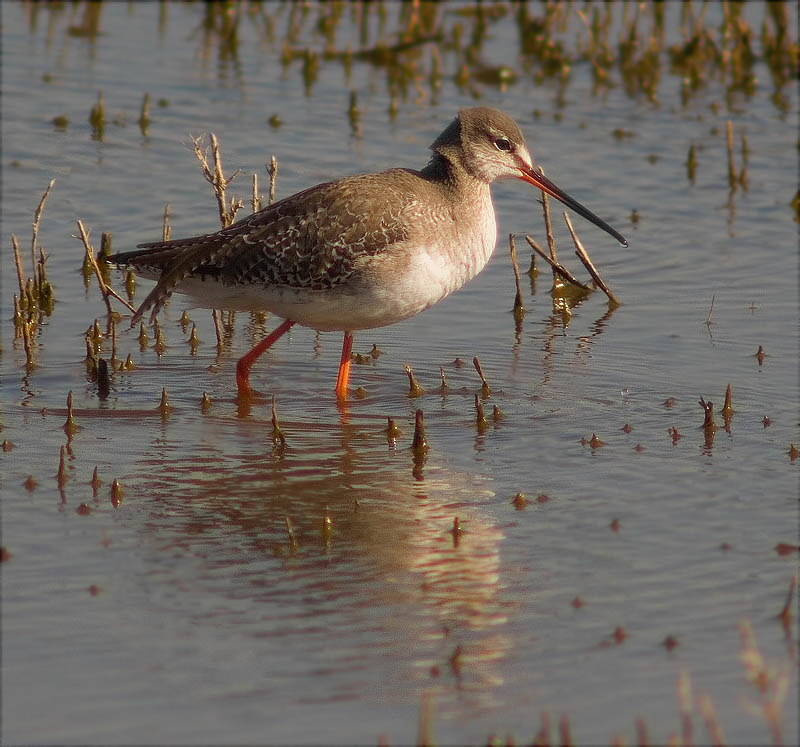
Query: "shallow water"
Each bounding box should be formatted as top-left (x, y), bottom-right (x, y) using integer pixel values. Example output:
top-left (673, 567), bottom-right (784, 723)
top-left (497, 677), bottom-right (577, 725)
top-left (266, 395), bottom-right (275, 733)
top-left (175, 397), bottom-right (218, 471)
top-left (2, 3), bottom-right (798, 744)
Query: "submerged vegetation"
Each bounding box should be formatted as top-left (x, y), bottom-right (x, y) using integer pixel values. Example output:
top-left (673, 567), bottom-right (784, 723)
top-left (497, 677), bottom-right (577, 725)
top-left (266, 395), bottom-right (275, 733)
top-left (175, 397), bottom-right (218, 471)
top-left (27, 0), bottom-right (798, 124)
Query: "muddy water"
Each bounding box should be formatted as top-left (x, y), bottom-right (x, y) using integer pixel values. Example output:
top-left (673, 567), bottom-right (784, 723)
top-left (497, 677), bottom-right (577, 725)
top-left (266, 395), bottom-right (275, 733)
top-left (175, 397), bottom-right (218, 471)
top-left (2, 3), bottom-right (797, 744)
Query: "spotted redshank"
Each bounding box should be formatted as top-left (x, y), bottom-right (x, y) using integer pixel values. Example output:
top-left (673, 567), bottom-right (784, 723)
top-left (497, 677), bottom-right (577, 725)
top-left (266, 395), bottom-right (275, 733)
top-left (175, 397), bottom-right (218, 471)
top-left (112, 107), bottom-right (626, 399)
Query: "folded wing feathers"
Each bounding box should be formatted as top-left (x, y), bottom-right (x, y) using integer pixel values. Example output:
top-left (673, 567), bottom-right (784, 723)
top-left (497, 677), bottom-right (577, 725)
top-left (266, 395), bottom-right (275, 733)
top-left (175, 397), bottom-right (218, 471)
top-left (120, 170), bottom-right (421, 326)
top-left (129, 234), bottom-right (241, 325)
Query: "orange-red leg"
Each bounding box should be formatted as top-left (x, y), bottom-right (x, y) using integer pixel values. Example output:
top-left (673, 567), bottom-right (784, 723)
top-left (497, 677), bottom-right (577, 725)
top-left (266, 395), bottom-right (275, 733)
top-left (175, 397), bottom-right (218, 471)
top-left (334, 330), bottom-right (354, 400)
top-left (236, 319), bottom-right (295, 398)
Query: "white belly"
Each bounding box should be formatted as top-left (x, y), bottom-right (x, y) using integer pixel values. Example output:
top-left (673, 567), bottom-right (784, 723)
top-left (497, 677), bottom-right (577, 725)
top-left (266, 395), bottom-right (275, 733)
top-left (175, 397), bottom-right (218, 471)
top-left (167, 241), bottom-right (493, 331)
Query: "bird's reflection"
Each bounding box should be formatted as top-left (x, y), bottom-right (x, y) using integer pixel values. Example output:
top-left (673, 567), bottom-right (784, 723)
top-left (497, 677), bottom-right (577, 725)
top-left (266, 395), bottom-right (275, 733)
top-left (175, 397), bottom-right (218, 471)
top-left (124, 404), bottom-right (511, 712)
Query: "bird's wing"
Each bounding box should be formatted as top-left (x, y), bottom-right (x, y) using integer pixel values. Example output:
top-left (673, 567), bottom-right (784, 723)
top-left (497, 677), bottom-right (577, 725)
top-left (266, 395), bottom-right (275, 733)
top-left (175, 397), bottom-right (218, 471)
top-left (115, 170), bottom-right (418, 325)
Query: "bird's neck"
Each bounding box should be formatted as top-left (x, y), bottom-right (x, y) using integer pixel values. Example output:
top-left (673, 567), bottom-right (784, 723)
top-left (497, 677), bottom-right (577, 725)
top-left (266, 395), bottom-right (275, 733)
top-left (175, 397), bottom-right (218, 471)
top-left (419, 151), bottom-right (478, 194)
top-left (417, 151), bottom-right (497, 287)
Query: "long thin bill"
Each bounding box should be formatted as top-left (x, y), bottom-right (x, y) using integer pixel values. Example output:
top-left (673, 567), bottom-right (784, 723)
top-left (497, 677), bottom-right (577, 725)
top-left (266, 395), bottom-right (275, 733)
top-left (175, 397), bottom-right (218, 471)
top-left (519, 166), bottom-right (628, 247)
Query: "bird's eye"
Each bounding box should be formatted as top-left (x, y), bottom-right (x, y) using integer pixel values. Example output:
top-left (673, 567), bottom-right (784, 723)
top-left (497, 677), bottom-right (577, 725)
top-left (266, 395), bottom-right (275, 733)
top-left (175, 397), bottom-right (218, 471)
top-left (493, 137), bottom-right (513, 152)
